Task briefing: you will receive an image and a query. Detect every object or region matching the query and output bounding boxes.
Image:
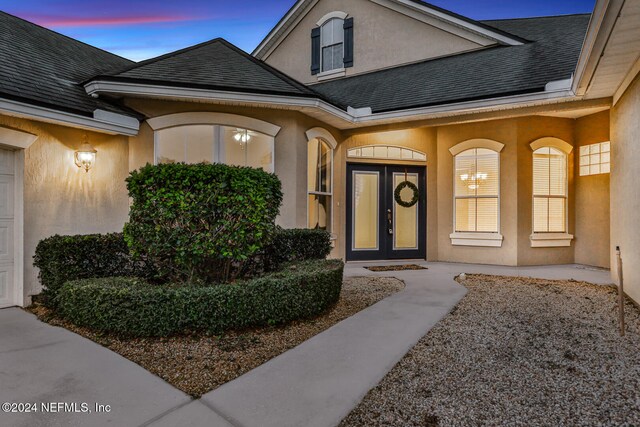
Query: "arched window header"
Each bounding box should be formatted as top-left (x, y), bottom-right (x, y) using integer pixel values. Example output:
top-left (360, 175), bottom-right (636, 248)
top-left (529, 137), bottom-right (573, 154)
top-left (449, 138), bottom-right (504, 156)
top-left (305, 127), bottom-right (338, 149)
top-left (317, 11), bottom-right (348, 26)
top-left (147, 112), bottom-right (281, 137)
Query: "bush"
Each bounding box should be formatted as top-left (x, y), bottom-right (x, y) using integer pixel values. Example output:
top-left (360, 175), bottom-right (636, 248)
top-left (56, 260), bottom-right (344, 337)
top-left (33, 233), bottom-right (155, 305)
top-left (273, 228), bottom-right (333, 262)
top-left (124, 163), bottom-right (283, 283)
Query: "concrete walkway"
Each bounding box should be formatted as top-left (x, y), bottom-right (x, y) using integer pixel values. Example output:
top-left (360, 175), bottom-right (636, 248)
top-left (0, 262), bottom-right (611, 427)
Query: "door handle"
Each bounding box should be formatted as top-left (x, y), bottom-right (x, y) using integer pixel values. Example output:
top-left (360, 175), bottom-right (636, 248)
top-left (387, 209), bottom-right (393, 235)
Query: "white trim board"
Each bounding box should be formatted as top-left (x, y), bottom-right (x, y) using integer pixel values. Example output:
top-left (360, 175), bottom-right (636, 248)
top-left (0, 97), bottom-right (139, 136)
top-left (85, 80), bottom-right (583, 130)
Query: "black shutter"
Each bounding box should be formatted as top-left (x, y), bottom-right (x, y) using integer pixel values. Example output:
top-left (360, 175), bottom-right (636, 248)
top-left (311, 27), bottom-right (321, 75)
top-left (343, 18), bottom-right (354, 68)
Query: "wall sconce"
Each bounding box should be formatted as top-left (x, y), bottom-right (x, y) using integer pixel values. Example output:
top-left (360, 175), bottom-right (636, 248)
top-left (75, 142), bottom-right (97, 172)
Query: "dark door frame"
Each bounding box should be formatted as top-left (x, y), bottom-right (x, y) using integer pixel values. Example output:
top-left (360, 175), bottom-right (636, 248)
top-left (346, 163), bottom-right (426, 261)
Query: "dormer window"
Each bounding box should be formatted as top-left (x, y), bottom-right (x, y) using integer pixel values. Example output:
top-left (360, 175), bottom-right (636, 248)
top-left (321, 18), bottom-right (344, 72)
top-left (311, 12), bottom-right (353, 77)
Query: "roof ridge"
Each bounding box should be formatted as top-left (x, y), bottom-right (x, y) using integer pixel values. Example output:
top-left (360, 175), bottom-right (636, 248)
top-left (0, 10), bottom-right (133, 65)
top-left (481, 13), bottom-right (591, 23)
top-left (110, 37), bottom-right (227, 76)
top-left (214, 39), bottom-right (318, 96)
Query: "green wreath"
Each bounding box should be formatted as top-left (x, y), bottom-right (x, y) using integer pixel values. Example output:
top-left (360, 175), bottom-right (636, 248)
top-left (394, 181), bottom-right (419, 208)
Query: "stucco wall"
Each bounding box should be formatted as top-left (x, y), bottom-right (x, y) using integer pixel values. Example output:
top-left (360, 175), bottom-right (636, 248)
top-left (124, 99), bottom-right (343, 233)
top-left (264, 0), bottom-right (486, 84)
top-left (574, 111), bottom-right (610, 268)
top-left (610, 73), bottom-right (640, 303)
top-left (0, 114), bottom-right (130, 303)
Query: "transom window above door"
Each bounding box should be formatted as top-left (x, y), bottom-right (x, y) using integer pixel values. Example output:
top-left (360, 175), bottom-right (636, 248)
top-left (155, 125), bottom-right (274, 173)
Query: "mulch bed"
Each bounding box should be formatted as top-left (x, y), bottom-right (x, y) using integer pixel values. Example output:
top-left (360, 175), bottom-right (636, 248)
top-left (365, 264), bottom-right (428, 272)
top-left (341, 274), bottom-right (640, 427)
top-left (27, 276), bottom-right (404, 397)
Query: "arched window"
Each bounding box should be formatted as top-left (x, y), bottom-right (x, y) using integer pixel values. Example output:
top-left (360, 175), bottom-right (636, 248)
top-left (532, 147), bottom-right (567, 233)
top-left (454, 148), bottom-right (500, 233)
top-left (155, 125), bottom-right (274, 172)
top-left (321, 18), bottom-right (344, 72)
top-left (307, 138), bottom-right (333, 231)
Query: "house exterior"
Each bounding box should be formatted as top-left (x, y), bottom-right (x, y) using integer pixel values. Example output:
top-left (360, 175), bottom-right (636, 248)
top-left (0, 0), bottom-right (639, 308)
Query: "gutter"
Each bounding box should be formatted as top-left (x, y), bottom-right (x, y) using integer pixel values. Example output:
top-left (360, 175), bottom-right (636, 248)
top-left (85, 78), bottom-right (581, 129)
top-left (0, 97), bottom-right (140, 136)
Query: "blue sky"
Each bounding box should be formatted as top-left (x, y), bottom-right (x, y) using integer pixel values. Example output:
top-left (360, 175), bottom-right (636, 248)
top-left (2, 0), bottom-right (596, 61)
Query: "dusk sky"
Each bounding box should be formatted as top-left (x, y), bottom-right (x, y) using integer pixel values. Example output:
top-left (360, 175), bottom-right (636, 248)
top-left (2, 0), bottom-right (596, 61)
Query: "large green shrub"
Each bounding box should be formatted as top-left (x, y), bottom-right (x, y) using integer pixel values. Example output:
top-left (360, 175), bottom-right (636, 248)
top-left (56, 260), bottom-right (344, 337)
top-left (33, 233), bottom-right (155, 305)
top-left (251, 228), bottom-right (333, 273)
top-left (124, 163), bottom-right (283, 283)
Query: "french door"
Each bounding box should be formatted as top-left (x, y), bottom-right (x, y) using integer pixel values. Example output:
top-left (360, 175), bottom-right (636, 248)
top-left (346, 164), bottom-right (426, 261)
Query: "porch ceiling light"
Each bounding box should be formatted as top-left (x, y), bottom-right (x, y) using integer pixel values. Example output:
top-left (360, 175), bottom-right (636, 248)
top-left (75, 142), bottom-right (97, 172)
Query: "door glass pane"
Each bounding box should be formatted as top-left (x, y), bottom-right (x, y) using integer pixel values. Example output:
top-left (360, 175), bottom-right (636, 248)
top-left (393, 173), bottom-right (418, 249)
top-left (353, 172), bottom-right (379, 250)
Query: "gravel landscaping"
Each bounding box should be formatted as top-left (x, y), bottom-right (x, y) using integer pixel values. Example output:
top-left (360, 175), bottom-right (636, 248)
top-left (341, 274), bottom-right (640, 427)
top-left (29, 276), bottom-right (403, 397)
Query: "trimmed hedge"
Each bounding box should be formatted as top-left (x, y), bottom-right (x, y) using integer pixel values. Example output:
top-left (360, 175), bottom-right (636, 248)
top-left (33, 233), bottom-right (155, 305)
top-left (124, 163), bottom-right (283, 283)
top-left (272, 228), bottom-right (332, 263)
top-left (55, 260), bottom-right (344, 337)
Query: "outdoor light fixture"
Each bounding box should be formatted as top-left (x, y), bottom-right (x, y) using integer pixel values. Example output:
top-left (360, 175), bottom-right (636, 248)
top-left (75, 139), bottom-right (97, 172)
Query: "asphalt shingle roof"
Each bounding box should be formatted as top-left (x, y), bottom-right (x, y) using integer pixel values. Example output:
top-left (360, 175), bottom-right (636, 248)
top-left (312, 14), bottom-right (591, 113)
top-left (93, 39), bottom-right (320, 99)
top-left (0, 11), bottom-right (137, 117)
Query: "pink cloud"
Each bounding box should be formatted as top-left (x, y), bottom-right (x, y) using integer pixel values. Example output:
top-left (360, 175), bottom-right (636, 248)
top-left (24, 13), bottom-right (198, 27)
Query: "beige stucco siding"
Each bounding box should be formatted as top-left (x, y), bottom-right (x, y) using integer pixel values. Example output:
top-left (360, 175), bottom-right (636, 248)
top-left (610, 73), bottom-right (640, 303)
top-left (0, 114), bottom-right (130, 303)
top-left (264, 0), bottom-right (487, 84)
top-left (574, 111), bottom-right (610, 268)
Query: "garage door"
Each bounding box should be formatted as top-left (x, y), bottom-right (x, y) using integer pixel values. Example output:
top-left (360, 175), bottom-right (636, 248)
top-left (0, 148), bottom-right (15, 308)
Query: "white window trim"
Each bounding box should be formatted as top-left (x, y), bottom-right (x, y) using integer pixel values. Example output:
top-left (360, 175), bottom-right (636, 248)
top-left (317, 11), bottom-right (348, 26)
top-left (450, 232), bottom-right (504, 247)
top-left (147, 112), bottom-right (281, 136)
top-left (306, 130), bottom-right (335, 238)
top-left (317, 68), bottom-right (346, 81)
top-left (530, 233), bottom-right (574, 247)
top-left (450, 140), bottom-right (503, 247)
top-left (529, 138), bottom-right (572, 247)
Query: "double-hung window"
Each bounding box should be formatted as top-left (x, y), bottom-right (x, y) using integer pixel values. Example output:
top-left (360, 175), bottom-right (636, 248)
top-left (454, 148), bottom-right (500, 233)
top-left (533, 147), bottom-right (567, 233)
top-left (321, 18), bottom-right (344, 72)
top-left (307, 138), bottom-right (333, 231)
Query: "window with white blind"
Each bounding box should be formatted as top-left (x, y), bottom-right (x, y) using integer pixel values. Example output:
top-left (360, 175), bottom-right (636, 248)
top-left (321, 18), bottom-right (344, 72)
top-left (454, 148), bottom-right (500, 233)
top-left (533, 147), bottom-right (567, 233)
top-left (308, 138), bottom-right (333, 232)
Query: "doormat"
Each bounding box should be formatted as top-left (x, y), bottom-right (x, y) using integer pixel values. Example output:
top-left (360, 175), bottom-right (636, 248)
top-left (365, 264), bottom-right (428, 272)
